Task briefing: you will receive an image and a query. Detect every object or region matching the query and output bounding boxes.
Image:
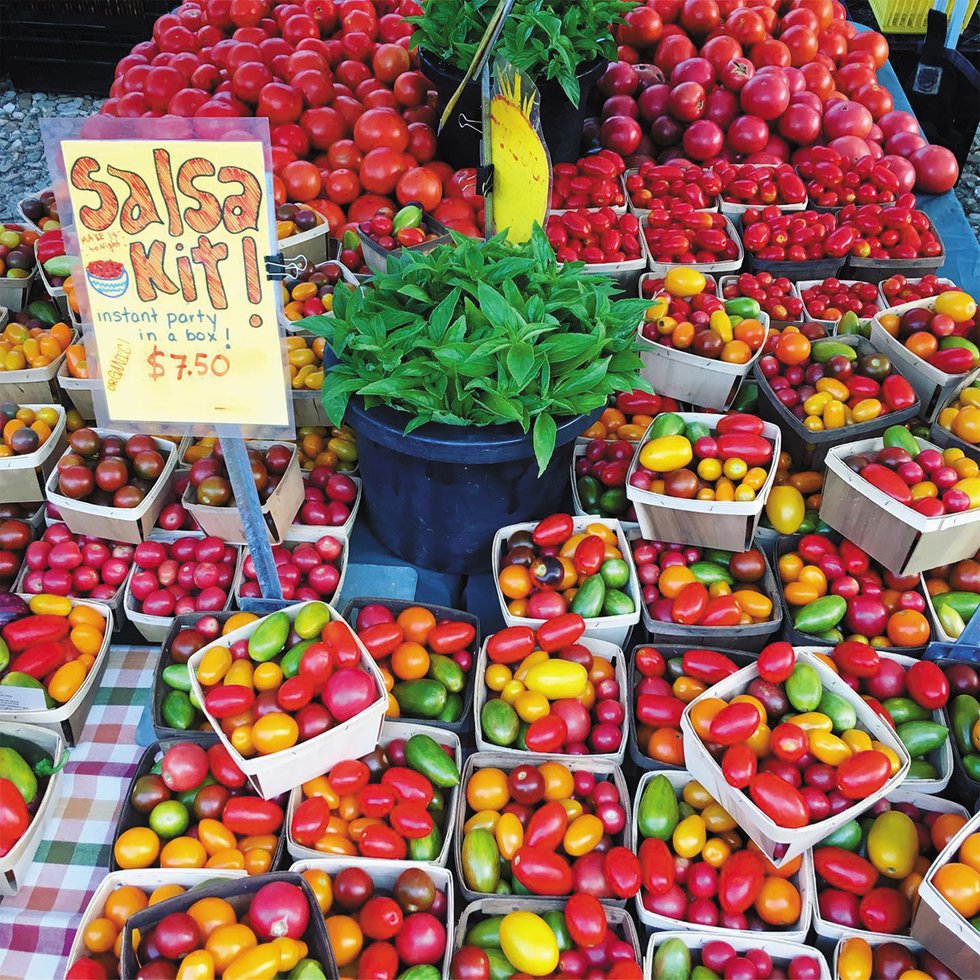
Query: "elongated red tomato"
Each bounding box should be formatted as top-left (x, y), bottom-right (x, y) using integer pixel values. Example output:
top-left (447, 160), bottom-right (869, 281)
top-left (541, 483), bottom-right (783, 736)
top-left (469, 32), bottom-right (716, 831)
top-left (535, 613), bottom-right (585, 653)
top-left (748, 773), bottom-right (810, 828)
top-left (359, 823), bottom-right (408, 859)
top-left (525, 716), bottom-right (568, 753)
top-left (682, 648), bottom-right (739, 684)
top-left (672, 582), bottom-right (709, 625)
top-left (427, 620), bottom-right (476, 655)
top-left (564, 893), bottom-right (607, 948)
top-left (207, 743), bottom-right (246, 788)
top-left (813, 847), bottom-right (879, 895)
top-left (836, 751), bottom-right (892, 799)
top-left (832, 640), bottom-right (879, 678)
top-left (524, 801), bottom-right (568, 850)
top-left (722, 743), bottom-right (757, 789)
top-left (533, 514), bottom-right (574, 547)
top-left (709, 701), bottom-right (762, 746)
top-left (860, 464), bottom-right (912, 504)
top-left (715, 413), bottom-right (765, 435)
top-left (719, 849), bottom-right (766, 914)
top-left (486, 627), bottom-right (536, 665)
top-left (716, 433), bottom-right (772, 466)
top-left (290, 796), bottom-right (330, 846)
top-left (603, 846), bottom-right (642, 898)
top-left (381, 767), bottom-right (434, 806)
top-left (359, 622), bottom-right (403, 658)
top-left (637, 694), bottom-right (684, 728)
top-left (222, 797), bottom-right (284, 836)
top-left (639, 837), bottom-right (675, 895)
top-left (512, 845), bottom-right (574, 895)
top-left (757, 641), bottom-right (795, 683)
top-left (389, 803), bottom-right (433, 840)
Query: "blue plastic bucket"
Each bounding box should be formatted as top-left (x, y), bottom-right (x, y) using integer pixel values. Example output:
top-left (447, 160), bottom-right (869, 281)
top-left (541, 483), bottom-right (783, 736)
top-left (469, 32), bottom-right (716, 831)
top-left (347, 398), bottom-right (598, 574)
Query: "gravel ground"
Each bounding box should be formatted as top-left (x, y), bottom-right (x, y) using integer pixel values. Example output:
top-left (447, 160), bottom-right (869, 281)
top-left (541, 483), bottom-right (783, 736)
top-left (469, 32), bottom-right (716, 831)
top-left (0, 72), bottom-right (977, 240)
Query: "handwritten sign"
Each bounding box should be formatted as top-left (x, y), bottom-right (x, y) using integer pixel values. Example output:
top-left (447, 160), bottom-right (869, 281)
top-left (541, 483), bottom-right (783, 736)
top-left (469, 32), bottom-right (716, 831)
top-left (60, 138), bottom-right (290, 430)
top-left (486, 60), bottom-right (550, 244)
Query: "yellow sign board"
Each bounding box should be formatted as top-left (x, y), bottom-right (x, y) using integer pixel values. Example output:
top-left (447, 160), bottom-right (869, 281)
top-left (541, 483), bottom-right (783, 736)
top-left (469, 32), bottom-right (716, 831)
top-left (61, 138), bottom-right (289, 430)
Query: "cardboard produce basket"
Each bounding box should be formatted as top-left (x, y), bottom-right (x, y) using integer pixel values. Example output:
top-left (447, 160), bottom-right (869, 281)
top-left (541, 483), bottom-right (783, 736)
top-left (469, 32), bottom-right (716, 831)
top-left (774, 535), bottom-right (931, 657)
top-left (0, 722), bottom-right (66, 896)
top-left (869, 297), bottom-right (980, 422)
top-left (280, 218), bottom-right (332, 264)
top-left (637, 311), bottom-right (771, 412)
top-left (0, 323), bottom-right (73, 404)
top-left (121, 872), bottom-right (339, 979)
top-left (746, 252), bottom-right (844, 283)
top-left (848, 216), bottom-right (945, 283)
top-left (679, 651), bottom-right (911, 867)
top-left (454, 751), bottom-right (633, 906)
top-left (287, 474), bottom-right (361, 541)
top-left (126, 532), bottom-right (241, 644)
top-left (929, 380), bottom-right (980, 465)
top-left (187, 601), bottom-right (388, 799)
top-left (912, 807), bottom-right (980, 979)
top-left (645, 214), bottom-right (744, 277)
top-left (492, 516), bottom-right (641, 647)
top-left (0, 598), bottom-right (113, 746)
top-left (16, 188), bottom-right (51, 233)
top-left (340, 596), bottom-right (479, 735)
top-left (820, 433), bottom-right (980, 576)
top-left (358, 217), bottom-right (450, 276)
top-left (285, 720), bottom-right (461, 865)
top-left (877, 278), bottom-right (958, 311)
top-left (640, 548), bottom-right (783, 653)
top-left (795, 279), bottom-right (880, 336)
top-left (456, 896), bottom-right (642, 968)
top-left (830, 936), bottom-right (926, 979)
top-left (718, 274), bottom-right (803, 329)
top-left (646, 932), bottom-right (829, 980)
top-left (291, 858), bottom-right (455, 979)
top-left (45, 430), bottom-right (178, 544)
top-left (809, 788), bottom-right (968, 948)
top-left (632, 769), bottom-right (813, 941)
top-left (0, 403), bottom-right (67, 504)
top-left (66, 868), bottom-right (243, 973)
top-left (56, 360), bottom-right (97, 422)
top-left (233, 535), bottom-right (346, 612)
top-left (628, 645), bottom-right (756, 775)
top-left (182, 440), bottom-right (303, 546)
top-left (473, 635), bottom-right (628, 764)
top-left (151, 610), bottom-right (245, 741)
top-left (110, 736), bottom-right (287, 874)
top-left (0, 267), bottom-right (37, 314)
top-left (570, 444), bottom-right (639, 533)
top-left (753, 334), bottom-right (920, 469)
top-left (626, 412), bottom-right (781, 552)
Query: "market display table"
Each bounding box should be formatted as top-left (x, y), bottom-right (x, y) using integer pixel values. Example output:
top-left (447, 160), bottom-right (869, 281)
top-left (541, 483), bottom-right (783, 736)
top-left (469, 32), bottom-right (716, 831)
top-left (0, 646), bottom-right (152, 980)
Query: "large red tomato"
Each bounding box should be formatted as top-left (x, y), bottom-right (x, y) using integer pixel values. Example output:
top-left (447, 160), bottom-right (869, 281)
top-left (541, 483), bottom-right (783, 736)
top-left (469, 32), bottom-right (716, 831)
top-left (680, 0), bottom-right (721, 34)
top-left (727, 8), bottom-right (767, 45)
top-left (750, 39), bottom-right (791, 68)
top-left (740, 71), bottom-right (790, 120)
top-left (353, 107), bottom-right (409, 153)
top-left (823, 99), bottom-right (873, 139)
top-left (359, 147), bottom-right (411, 195)
top-left (778, 102), bottom-right (822, 144)
top-left (302, 106), bottom-right (349, 150)
top-left (257, 82), bottom-right (303, 124)
top-left (910, 144), bottom-right (959, 194)
top-left (396, 166), bottom-right (443, 210)
top-left (781, 26), bottom-right (818, 66)
top-left (701, 35), bottom-right (742, 73)
top-left (727, 114), bottom-right (770, 153)
top-left (849, 30), bottom-right (889, 68)
top-left (620, 5), bottom-right (664, 46)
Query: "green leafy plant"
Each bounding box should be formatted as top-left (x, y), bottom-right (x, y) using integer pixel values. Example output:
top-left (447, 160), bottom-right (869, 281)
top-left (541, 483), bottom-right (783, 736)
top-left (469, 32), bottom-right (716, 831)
top-left (302, 226), bottom-right (649, 473)
top-left (408, 0), bottom-right (630, 106)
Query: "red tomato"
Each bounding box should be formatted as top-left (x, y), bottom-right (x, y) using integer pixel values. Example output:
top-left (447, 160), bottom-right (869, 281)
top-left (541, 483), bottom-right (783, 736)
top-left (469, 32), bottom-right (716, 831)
top-left (396, 166), bottom-right (442, 211)
top-left (565, 893), bottom-right (607, 948)
top-left (748, 772), bottom-right (810, 828)
top-left (718, 849), bottom-right (766, 914)
top-left (161, 742), bottom-right (208, 792)
top-left (512, 846), bottom-right (574, 896)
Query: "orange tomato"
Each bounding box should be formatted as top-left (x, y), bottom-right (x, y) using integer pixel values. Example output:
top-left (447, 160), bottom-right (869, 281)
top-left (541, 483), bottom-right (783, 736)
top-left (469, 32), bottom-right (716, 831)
top-left (149, 883), bottom-right (186, 905)
top-left (689, 697), bottom-right (726, 740)
top-left (251, 712), bottom-right (299, 754)
top-left (754, 876), bottom-right (802, 925)
top-left (885, 609), bottom-right (930, 647)
top-left (390, 641), bottom-right (429, 680)
top-left (538, 761), bottom-right (574, 801)
top-left (499, 564), bottom-right (532, 599)
top-left (396, 606), bottom-right (436, 643)
top-left (775, 332), bottom-right (811, 366)
top-left (103, 885), bottom-right (149, 930)
top-left (325, 915), bottom-right (363, 968)
top-left (160, 836), bottom-right (207, 869)
top-left (188, 897), bottom-right (236, 938)
top-left (932, 813), bottom-right (969, 853)
top-left (114, 827), bottom-right (160, 869)
top-left (466, 768), bottom-right (510, 811)
top-left (206, 849), bottom-right (246, 871)
top-left (959, 831), bottom-right (980, 873)
top-left (302, 869), bottom-right (333, 914)
top-left (905, 331), bottom-right (938, 359)
top-left (721, 340), bottom-right (752, 364)
top-left (197, 818), bottom-right (237, 856)
top-left (933, 863), bottom-right (980, 918)
top-left (647, 727), bottom-right (684, 766)
top-left (243, 847), bottom-right (274, 875)
top-left (83, 917), bottom-right (118, 954)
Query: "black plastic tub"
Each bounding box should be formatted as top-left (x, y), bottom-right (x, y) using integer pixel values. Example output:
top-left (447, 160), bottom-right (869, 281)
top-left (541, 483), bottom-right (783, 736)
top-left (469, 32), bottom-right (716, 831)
top-left (419, 48), bottom-right (604, 167)
top-left (753, 334), bottom-right (921, 468)
top-left (347, 397), bottom-right (599, 574)
top-left (341, 596), bottom-right (480, 736)
top-left (121, 872), bottom-right (338, 979)
top-left (110, 739), bottom-right (287, 875)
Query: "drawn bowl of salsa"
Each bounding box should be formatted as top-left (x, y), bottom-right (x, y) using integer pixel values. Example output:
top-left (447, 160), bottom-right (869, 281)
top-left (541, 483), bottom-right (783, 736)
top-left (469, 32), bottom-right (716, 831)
top-left (86, 259), bottom-right (128, 298)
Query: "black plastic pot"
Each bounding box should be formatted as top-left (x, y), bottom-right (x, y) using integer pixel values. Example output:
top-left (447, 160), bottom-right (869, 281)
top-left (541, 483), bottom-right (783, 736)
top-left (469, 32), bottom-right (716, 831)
top-left (419, 48), bottom-right (606, 168)
top-left (347, 397), bottom-right (598, 574)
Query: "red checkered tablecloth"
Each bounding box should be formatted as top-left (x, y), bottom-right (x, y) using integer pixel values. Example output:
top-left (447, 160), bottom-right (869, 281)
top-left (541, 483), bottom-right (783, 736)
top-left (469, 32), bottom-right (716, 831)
top-left (0, 646), bottom-right (155, 980)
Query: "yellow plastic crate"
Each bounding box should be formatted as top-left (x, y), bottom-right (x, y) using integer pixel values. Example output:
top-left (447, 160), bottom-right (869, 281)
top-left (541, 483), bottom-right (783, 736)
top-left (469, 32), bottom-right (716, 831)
top-left (869, 0), bottom-right (979, 33)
